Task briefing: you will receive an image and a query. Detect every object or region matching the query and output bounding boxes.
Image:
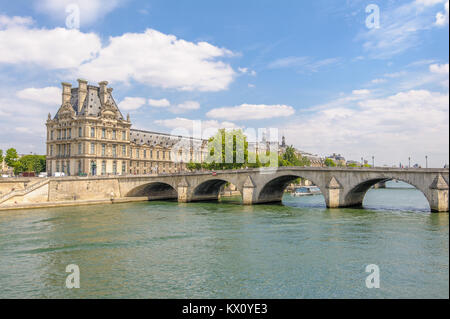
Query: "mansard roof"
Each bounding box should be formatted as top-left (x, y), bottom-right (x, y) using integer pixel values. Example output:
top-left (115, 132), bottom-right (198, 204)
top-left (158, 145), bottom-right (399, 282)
top-left (54, 83), bottom-right (124, 120)
top-left (130, 129), bottom-right (206, 148)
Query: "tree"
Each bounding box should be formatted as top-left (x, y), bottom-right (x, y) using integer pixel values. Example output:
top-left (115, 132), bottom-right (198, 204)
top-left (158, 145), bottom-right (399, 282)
top-left (15, 155), bottom-right (46, 174)
top-left (187, 161), bottom-right (202, 171)
top-left (4, 148), bottom-right (19, 168)
top-left (324, 158), bottom-right (336, 167)
top-left (202, 129), bottom-right (253, 170)
top-left (278, 146), bottom-right (311, 167)
top-left (0, 149), bottom-right (3, 164)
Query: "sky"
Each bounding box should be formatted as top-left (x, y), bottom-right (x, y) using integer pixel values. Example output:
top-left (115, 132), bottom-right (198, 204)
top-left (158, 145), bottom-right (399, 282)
top-left (0, 0), bottom-right (448, 167)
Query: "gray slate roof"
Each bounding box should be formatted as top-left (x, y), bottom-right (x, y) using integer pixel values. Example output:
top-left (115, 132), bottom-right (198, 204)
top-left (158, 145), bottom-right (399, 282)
top-left (55, 86), bottom-right (124, 120)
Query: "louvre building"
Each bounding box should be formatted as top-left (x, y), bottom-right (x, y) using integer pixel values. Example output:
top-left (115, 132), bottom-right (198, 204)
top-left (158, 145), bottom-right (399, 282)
top-left (46, 80), bottom-right (208, 176)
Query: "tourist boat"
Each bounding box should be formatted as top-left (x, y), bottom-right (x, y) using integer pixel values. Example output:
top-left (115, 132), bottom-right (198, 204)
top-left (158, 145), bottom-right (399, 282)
top-left (292, 186), bottom-right (321, 196)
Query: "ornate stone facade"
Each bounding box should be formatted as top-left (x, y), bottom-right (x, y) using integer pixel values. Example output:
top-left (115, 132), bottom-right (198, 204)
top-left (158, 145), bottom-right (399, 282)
top-left (46, 80), bottom-right (207, 176)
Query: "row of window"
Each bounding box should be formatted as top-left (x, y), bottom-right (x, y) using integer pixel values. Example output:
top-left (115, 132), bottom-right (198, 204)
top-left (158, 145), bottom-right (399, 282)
top-left (50, 142), bottom-right (205, 163)
top-left (51, 159), bottom-right (187, 176)
top-left (49, 127), bottom-right (128, 141)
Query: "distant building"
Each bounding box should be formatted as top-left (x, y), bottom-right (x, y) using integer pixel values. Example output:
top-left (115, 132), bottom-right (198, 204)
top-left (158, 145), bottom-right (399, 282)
top-left (346, 160), bottom-right (360, 166)
top-left (278, 136), bottom-right (323, 167)
top-left (327, 153), bottom-right (346, 166)
top-left (1, 158), bottom-right (13, 176)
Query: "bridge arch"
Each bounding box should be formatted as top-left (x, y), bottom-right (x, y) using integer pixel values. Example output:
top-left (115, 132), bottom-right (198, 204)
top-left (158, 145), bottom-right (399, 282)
top-left (256, 174), bottom-right (326, 205)
top-left (126, 182), bottom-right (178, 201)
top-left (344, 177), bottom-right (432, 211)
top-left (192, 178), bottom-right (240, 202)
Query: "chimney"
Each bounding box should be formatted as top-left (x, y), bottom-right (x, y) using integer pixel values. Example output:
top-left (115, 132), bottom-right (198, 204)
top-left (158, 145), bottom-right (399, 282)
top-left (77, 79), bottom-right (88, 113)
top-left (61, 82), bottom-right (72, 105)
top-left (99, 81), bottom-right (108, 105)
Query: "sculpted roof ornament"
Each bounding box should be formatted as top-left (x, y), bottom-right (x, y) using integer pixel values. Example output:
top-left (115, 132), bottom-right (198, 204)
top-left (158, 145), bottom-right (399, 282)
top-left (57, 101), bottom-right (76, 119)
top-left (99, 100), bottom-right (119, 119)
top-left (430, 174), bottom-right (449, 190)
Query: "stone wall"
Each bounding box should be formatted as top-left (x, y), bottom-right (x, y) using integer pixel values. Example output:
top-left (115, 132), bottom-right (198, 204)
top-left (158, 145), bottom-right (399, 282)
top-left (48, 178), bottom-right (121, 202)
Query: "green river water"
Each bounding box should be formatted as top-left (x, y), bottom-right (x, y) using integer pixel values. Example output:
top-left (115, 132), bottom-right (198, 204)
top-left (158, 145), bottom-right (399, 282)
top-left (0, 182), bottom-right (448, 299)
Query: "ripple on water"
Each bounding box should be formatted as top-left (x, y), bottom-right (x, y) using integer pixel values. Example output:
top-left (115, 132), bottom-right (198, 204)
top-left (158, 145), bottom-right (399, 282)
top-left (0, 188), bottom-right (448, 298)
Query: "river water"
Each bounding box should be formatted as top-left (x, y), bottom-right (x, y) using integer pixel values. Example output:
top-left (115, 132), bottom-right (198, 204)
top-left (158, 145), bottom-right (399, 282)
top-left (0, 182), bottom-right (448, 299)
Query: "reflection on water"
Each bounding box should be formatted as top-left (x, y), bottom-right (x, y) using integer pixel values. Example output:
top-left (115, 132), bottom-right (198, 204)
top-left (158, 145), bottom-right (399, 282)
top-left (0, 186), bottom-right (448, 299)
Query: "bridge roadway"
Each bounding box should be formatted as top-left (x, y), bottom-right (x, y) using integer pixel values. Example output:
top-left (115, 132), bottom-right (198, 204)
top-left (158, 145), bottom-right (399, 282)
top-left (85, 167), bottom-right (449, 212)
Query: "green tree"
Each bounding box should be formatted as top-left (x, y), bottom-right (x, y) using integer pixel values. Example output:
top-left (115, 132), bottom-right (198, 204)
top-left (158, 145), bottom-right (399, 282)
top-left (187, 161), bottom-right (202, 171)
top-left (4, 148), bottom-right (19, 168)
top-left (16, 155), bottom-right (46, 174)
top-left (347, 163), bottom-right (358, 168)
top-left (324, 158), bottom-right (336, 167)
top-left (0, 149), bottom-right (3, 164)
top-left (279, 146), bottom-right (311, 167)
top-left (202, 129), bottom-right (253, 170)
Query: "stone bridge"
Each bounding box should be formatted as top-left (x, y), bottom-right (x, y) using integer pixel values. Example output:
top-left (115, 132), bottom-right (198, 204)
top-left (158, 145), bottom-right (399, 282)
top-left (1, 167), bottom-right (448, 212)
top-left (117, 167), bottom-right (449, 212)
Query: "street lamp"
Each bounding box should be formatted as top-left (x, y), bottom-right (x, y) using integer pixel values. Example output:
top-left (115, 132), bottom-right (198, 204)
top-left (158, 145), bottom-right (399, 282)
top-left (361, 157), bottom-right (364, 167)
top-left (408, 157), bottom-right (411, 168)
top-left (372, 156), bottom-right (375, 168)
top-left (425, 155), bottom-right (428, 169)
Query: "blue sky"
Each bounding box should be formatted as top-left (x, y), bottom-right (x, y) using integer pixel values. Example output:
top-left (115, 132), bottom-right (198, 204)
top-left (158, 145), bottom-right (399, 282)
top-left (0, 0), bottom-right (448, 167)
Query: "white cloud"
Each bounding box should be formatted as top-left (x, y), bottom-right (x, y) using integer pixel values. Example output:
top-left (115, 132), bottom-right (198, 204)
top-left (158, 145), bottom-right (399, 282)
top-left (415, 0), bottom-right (445, 6)
top-left (176, 101), bottom-right (200, 110)
top-left (435, 0), bottom-right (449, 25)
top-left (36, 0), bottom-right (123, 26)
top-left (16, 87), bottom-right (61, 105)
top-left (77, 29), bottom-right (236, 92)
top-left (0, 91), bottom-right (61, 153)
top-left (0, 15), bottom-right (236, 92)
top-left (118, 97), bottom-right (147, 111)
top-left (352, 89), bottom-right (371, 95)
top-left (148, 98), bottom-right (170, 107)
top-left (430, 63), bottom-right (449, 74)
top-left (283, 89), bottom-right (449, 167)
top-left (0, 15), bottom-right (33, 28)
top-left (371, 78), bottom-right (387, 84)
top-left (0, 22), bottom-right (101, 69)
top-left (155, 118), bottom-right (239, 134)
top-left (238, 67), bottom-right (257, 76)
top-left (268, 56), bottom-right (340, 72)
top-left (168, 101), bottom-right (201, 114)
top-left (207, 104), bottom-right (295, 121)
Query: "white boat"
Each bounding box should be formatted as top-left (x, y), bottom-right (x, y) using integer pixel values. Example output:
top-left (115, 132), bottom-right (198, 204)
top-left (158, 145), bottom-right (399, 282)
top-left (292, 186), bottom-right (321, 196)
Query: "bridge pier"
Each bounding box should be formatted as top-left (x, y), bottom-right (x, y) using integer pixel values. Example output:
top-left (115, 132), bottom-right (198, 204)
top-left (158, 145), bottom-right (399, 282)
top-left (429, 175), bottom-right (449, 212)
top-left (177, 178), bottom-right (190, 203)
top-left (243, 176), bottom-right (256, 205)
top-left (325, 177), bottom-right (343, 208)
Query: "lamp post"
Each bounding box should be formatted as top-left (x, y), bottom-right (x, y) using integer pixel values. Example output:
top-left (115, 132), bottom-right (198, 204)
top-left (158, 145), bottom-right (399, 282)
top-left (372, 156), bottom-right (375, 168)
top-left (408, 157), bottom-right (411, 168)
top-left (361, 157), bottom-right (364, 167)
top-left (425, 155), bottom-right (428, 169)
